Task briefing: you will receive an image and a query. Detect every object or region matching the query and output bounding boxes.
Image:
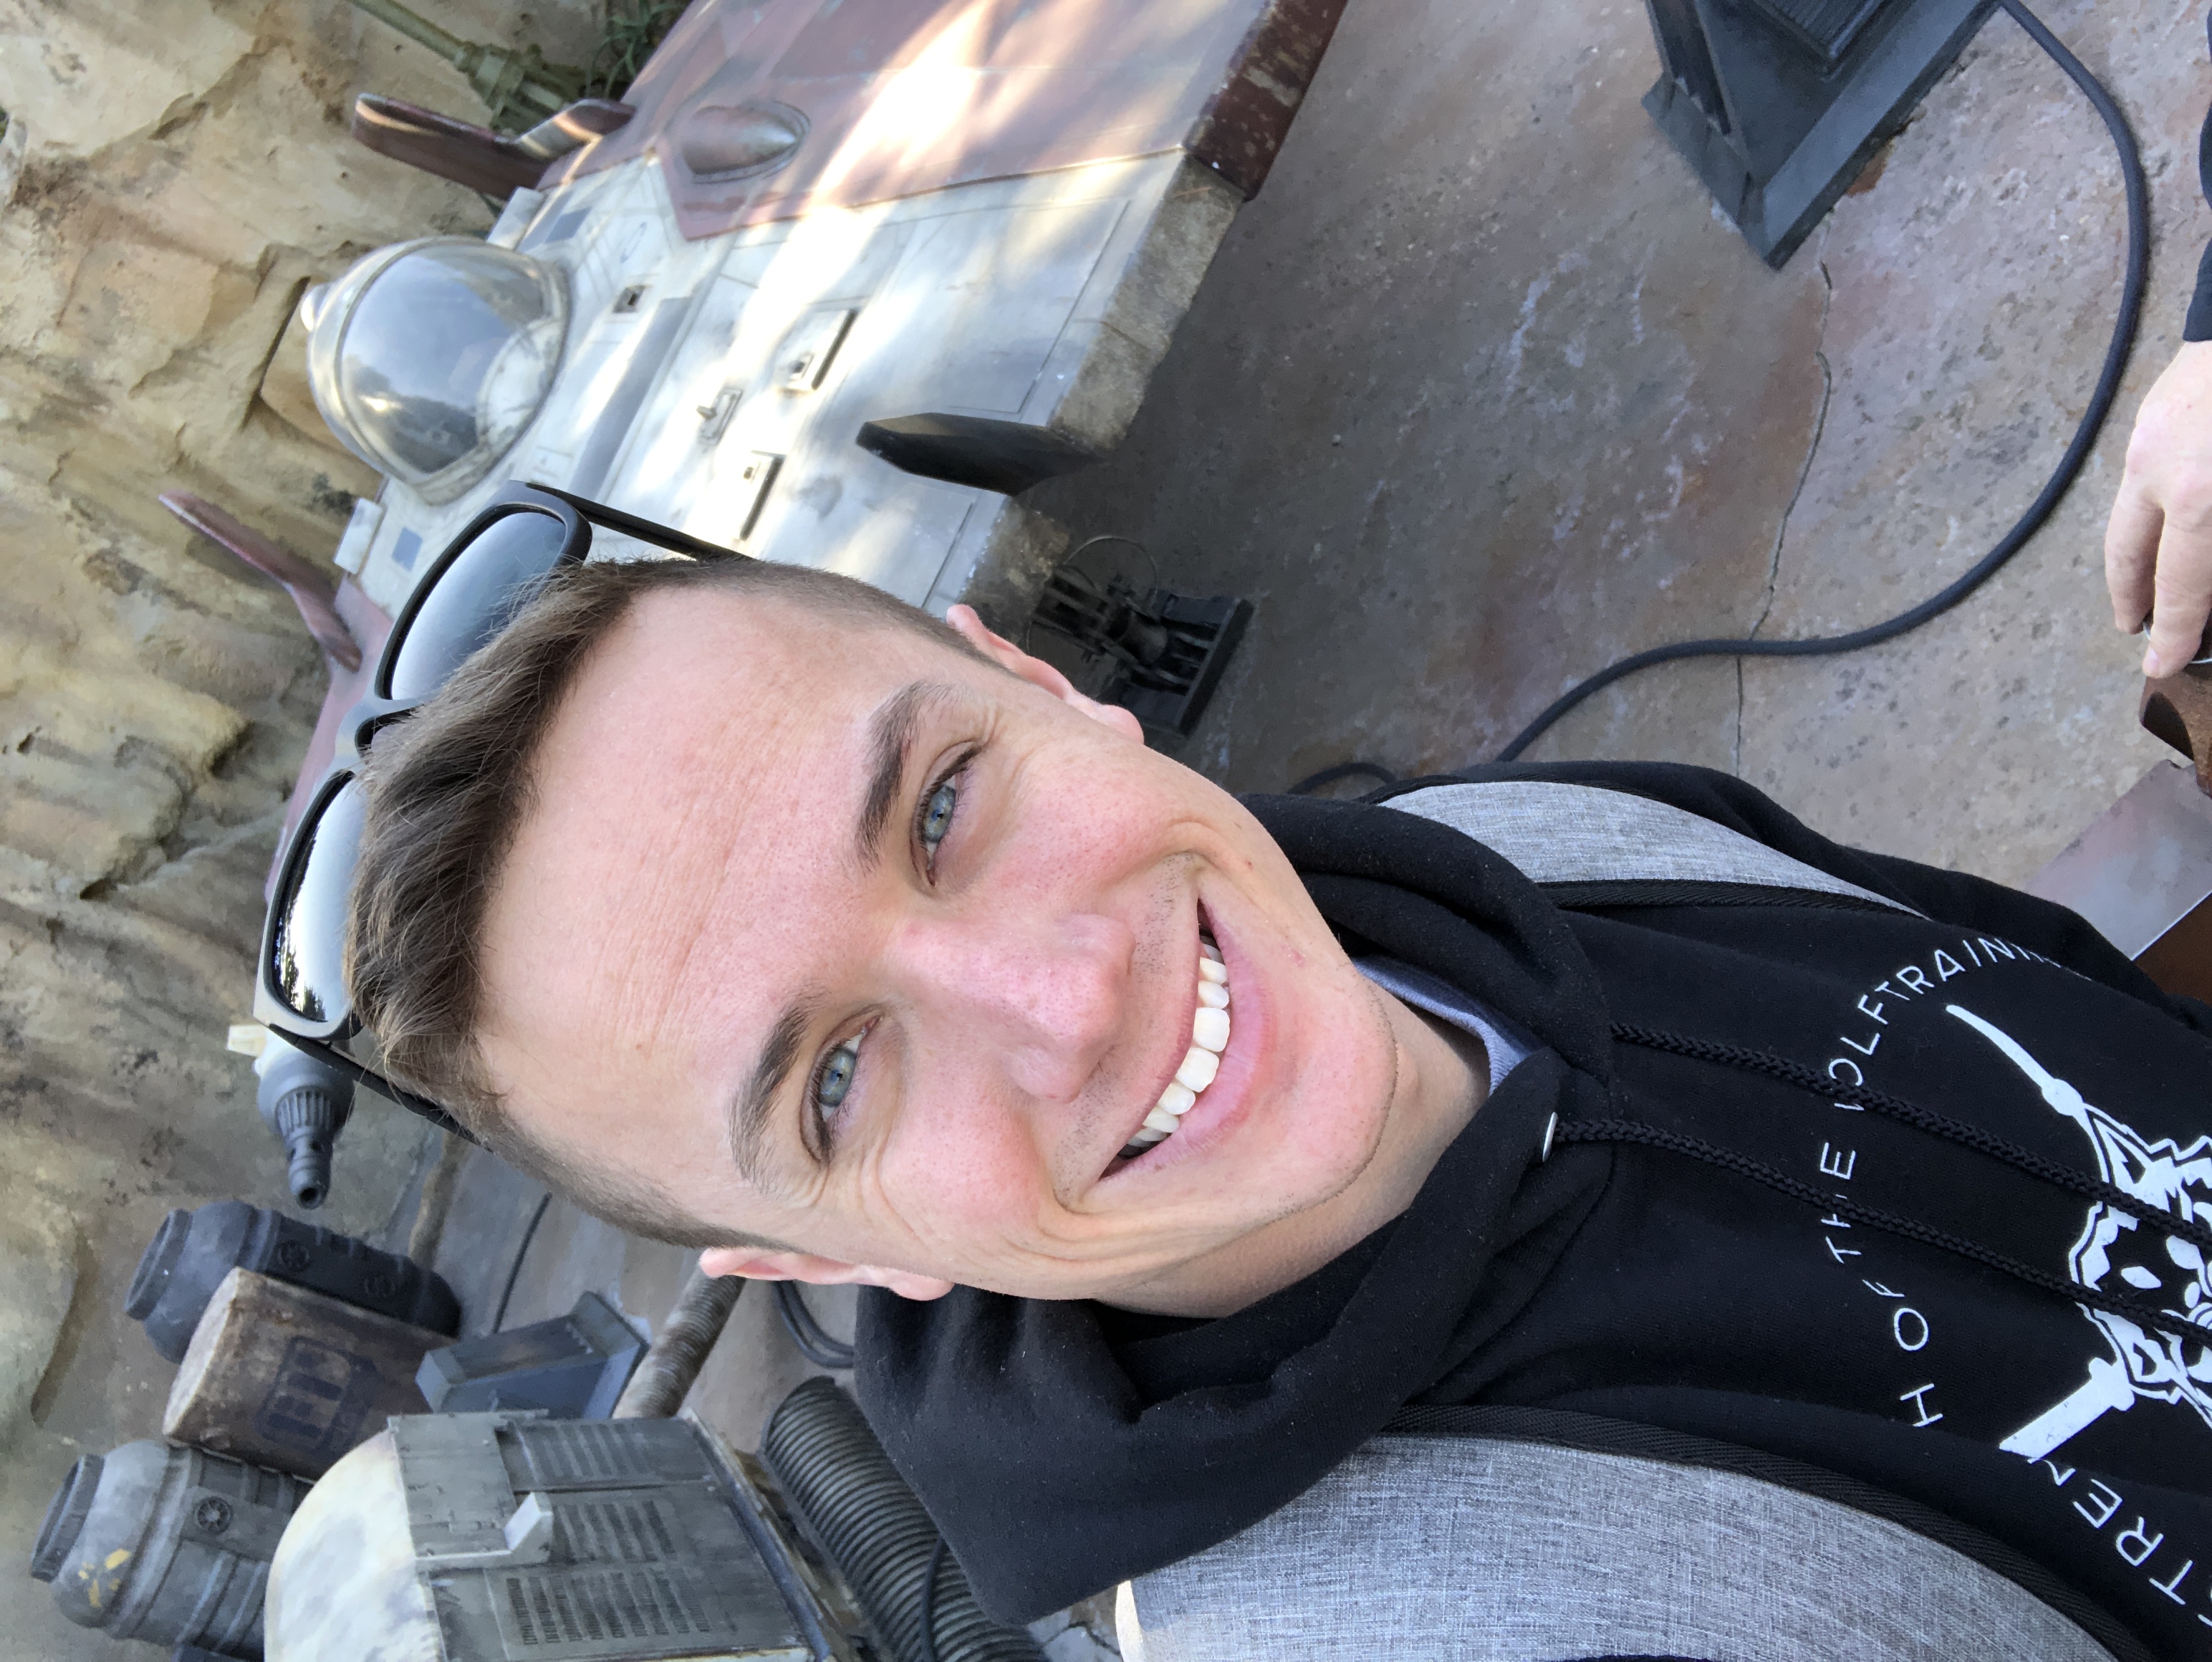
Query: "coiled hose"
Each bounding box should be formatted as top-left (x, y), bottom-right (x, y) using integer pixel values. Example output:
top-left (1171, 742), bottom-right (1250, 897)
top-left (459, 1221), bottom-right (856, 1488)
top-left (761, 1378), bottom-right (1043, 1662)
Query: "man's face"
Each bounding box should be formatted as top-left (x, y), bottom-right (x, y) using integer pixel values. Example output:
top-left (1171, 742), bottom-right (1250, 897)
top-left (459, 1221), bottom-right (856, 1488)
top-left (477, 590), bottom-right (1450, 1308)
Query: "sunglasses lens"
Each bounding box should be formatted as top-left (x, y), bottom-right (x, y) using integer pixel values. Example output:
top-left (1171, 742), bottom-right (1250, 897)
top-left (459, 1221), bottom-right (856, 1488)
top-left (387, 508), bottom-right (572, 701)
top-left (269, 777), bottom-right (367, 1024)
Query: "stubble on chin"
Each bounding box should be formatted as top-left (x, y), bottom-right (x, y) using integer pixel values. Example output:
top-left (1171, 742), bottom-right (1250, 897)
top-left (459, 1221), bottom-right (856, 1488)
top-left (1244, 967), bottom-right (1405, 1235)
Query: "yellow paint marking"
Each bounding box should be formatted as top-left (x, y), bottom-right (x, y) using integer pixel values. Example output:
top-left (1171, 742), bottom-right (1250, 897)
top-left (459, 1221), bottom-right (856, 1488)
top-left (104, 1549), bottom-right (131, 1570)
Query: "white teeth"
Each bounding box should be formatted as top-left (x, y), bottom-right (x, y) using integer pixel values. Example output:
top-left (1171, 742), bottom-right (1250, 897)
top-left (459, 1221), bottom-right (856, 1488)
top-left (1192, 1007), bottom-right (1229, 1052)
top-left (1123, 942), bottom-right (1233, 1159)
top-left (1174, 1045), bottom-right (1220, 1092)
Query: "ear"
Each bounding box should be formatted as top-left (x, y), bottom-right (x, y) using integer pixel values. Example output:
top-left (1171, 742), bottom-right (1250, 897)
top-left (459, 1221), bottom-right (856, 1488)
top-left (698, 1246), bottom-right (953, 1302)
top-left (946, 604), bottom-right (1145, 744)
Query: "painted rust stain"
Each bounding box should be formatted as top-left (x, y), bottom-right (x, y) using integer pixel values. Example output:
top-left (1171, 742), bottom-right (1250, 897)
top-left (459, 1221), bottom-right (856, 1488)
top-left (74, 1550), bottom-right (130, 1611)
top-left (1188, 0), bottom-right (1354, 198)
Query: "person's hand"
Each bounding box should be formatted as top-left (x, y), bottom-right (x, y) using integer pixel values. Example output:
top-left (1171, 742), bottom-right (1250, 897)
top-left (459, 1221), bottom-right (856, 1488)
top-left (2107, 340), bottom-right (2212, 677)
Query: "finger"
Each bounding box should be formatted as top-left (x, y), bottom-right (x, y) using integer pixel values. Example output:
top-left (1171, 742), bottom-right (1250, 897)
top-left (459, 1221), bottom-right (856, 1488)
top-left (2105, 478), bottom-right (2165, 634)
top-left (2145, 517), bottom-right (2212, 676)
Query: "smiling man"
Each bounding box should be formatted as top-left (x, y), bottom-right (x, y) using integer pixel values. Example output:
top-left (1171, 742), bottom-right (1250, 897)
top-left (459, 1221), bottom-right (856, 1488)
top-left (350, 553), bottom-right (2212, 1659)
top-left (361, 562), bottom-right (1482, 1313)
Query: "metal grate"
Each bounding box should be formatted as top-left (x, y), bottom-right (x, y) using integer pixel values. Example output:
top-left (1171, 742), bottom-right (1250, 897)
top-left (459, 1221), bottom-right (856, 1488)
top-left (1742, 0), bottom-right (1894, 66)
top-left (496, 1567), bottom-right (728, 1657)
top-left (511, 1419), bottom-right (662, 1487)
top-left (551, 1499), bottom-right (678, 1565)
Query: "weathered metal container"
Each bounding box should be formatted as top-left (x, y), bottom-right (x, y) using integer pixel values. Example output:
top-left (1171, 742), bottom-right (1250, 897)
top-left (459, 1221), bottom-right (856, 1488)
top-left (128, 1199), bottom-right (460, 1363)
top-left (264, 1411), bottom-right (855, 1661)
top-left (31, 1439), bottom-right (307, 1656)
top-left (163, 1268), bottom-right (446, 1479)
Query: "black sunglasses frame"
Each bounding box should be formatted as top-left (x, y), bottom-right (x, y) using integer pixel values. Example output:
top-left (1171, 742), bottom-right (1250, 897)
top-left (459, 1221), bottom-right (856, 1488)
top-left (254, 482), bottom-right (739, 1140)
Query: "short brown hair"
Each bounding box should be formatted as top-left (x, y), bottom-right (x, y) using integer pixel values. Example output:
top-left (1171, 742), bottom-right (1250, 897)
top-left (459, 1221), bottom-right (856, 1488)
top-left (345, 552), bottom-right (981, 1245)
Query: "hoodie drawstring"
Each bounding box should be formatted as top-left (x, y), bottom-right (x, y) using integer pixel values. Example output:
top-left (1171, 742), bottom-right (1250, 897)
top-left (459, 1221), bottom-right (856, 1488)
top-left (1546, 1025), bottom-right (2211, 1352)
top-left (1615, 1024), bottom-right (2212, 1262)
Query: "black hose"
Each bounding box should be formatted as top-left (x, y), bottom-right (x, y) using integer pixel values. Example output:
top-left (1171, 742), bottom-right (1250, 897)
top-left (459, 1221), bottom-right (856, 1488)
top-left (774, 1279), bottom-right (857, 1370)
top-left (491, 1191), bottom-right (552, 1332)
top-left (761, 1378), bottom-right (1042, 1662)
top-left (2200, 5), bottom-right (2212, 211)
top-left (1493, 0), bottom-right (2148, 762)
top-left (1287, 760), bottom-right (1400, 796)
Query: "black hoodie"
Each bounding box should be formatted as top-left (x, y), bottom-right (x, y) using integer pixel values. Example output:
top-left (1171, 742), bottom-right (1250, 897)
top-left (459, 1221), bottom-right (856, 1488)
top-left (856, 762), bottom-right (2212, 1658)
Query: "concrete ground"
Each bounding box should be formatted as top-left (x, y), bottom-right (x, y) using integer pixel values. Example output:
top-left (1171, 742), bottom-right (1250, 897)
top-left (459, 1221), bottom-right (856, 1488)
top-left (1032, 0), bottom-right (2199, 888)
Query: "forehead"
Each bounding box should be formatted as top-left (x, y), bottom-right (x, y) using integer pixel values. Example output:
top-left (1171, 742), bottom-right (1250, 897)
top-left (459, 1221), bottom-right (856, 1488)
top-left (532, 587), bottom-right (942, 839)
top-left (561, 587), bottom-right (947, 762)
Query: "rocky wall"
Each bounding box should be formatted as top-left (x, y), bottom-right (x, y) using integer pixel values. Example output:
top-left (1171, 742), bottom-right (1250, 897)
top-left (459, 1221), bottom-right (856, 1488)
top-left (0, 1), bottom-right (592, 1653)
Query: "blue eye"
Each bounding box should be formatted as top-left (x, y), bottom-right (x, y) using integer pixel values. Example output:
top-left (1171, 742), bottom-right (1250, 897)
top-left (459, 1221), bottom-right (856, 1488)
top-left (920, 776), bottom-right (958, 856)
top-left (814, 1036), bottom-right (861, 1115)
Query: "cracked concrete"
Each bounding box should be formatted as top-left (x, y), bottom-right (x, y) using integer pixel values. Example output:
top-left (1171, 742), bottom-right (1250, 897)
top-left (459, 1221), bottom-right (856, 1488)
top-left (1030, 0), bottom-right (2190, 887)
top-left (1734, 261), bottom-right (1836, 776)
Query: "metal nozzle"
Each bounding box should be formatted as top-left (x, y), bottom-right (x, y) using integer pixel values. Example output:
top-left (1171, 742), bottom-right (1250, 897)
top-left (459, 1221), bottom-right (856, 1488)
top-left (270, 1085), bottom-right (348, 1209)
top-left (255, 1039), bottom-right (355, 1210)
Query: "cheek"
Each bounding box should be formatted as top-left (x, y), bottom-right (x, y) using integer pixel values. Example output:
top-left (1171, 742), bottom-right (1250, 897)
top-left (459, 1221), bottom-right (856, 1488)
top-left (1016, 739), bottom-right (1180, 861)
top-left (875, 1062), bottom-right (1052, 1229)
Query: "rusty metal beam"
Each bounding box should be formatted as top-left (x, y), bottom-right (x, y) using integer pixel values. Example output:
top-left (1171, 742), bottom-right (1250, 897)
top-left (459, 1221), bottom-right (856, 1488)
top-left (159, 491), bottom-right (361, 671)
top-left (349, 94), bottom-right (550, 197)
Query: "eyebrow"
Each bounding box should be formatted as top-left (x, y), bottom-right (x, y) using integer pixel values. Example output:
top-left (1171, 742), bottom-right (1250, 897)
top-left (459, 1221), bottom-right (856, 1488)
top-left (726, 681), bottom-right (960, 1186)
top-left (854, 680), bottom-right (953, 869)
top-left (730, 999), bottom-right (815, 1188)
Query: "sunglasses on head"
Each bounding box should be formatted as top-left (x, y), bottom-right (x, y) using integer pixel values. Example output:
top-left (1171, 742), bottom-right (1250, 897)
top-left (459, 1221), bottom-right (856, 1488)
top-left (254, 483), bottom-right (739, 1140)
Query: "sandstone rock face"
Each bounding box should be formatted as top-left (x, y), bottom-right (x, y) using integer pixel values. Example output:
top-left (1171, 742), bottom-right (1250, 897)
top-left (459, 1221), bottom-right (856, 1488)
top-left (0, 1187), bottom-right (76, 1446)
top-left (0, 1), bottom-right (591, 1651)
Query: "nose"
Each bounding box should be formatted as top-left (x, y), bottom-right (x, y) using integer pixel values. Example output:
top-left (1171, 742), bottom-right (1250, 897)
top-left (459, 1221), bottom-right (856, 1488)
top-left (890, 908), bottom-right (1134, 1103)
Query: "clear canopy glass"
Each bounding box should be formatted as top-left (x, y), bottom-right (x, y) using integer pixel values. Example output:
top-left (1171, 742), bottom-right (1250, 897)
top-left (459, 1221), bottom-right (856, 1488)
top-left (304, 239), bottom-right (567, 504)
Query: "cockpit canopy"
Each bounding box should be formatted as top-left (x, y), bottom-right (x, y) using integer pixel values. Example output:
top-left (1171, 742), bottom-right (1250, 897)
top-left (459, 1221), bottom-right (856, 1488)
top-left (302, 238), bottom-right (567, 505)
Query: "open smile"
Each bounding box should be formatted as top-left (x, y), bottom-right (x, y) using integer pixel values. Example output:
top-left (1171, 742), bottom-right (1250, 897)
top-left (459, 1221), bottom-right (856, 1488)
top-left (1110, 921), bottom-right (1233, 1168)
